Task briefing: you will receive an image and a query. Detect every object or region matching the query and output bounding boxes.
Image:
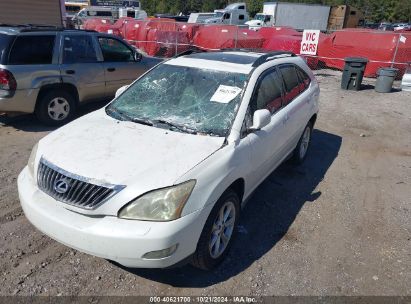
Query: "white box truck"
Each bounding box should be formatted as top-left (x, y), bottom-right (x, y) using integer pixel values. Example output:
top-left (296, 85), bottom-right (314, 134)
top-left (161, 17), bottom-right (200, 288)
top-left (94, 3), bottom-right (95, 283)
top-left (246, 2), bottom-right (331, 31)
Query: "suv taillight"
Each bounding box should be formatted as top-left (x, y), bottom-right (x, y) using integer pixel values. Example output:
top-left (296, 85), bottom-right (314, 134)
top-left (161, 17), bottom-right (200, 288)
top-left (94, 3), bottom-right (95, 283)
top-left (0, 69), bottom-right (17, 91)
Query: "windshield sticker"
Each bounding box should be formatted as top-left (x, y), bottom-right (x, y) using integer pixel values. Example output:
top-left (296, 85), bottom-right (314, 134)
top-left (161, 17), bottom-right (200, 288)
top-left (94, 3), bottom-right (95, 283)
top-left (210, 85), bottom-right (242, 104)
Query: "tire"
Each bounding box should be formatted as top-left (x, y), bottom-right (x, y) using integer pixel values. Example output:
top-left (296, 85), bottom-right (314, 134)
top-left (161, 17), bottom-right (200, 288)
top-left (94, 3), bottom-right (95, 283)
top-left (291, 121), bottom-right (313, 164)
top-left (35, 90), bottom-right (76, 126)
top-left (191, 189), bottom-right (240, 270)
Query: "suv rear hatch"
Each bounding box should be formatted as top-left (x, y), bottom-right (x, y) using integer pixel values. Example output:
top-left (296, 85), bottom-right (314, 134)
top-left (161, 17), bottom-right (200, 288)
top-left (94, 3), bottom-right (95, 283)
top-left (0, 33), bottom-right (14, 65)
top-left (0, 33), bottom-right (17, 96)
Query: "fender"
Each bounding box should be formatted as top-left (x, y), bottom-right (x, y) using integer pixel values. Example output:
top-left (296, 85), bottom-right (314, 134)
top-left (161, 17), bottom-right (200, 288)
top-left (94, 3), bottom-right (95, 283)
top-left (31, 75), bottom-right (62, 90)
top-left (177, 141), bottom-right (251, 216)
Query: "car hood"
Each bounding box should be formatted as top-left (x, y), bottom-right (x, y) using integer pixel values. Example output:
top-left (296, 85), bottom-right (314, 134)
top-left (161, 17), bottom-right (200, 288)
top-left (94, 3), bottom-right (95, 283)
top-left (38, 110), bottom-right (225, 188)
top-left (246, 20), bottom-right (262, 26)
top-left (205, 17), bottom-right (222, 23)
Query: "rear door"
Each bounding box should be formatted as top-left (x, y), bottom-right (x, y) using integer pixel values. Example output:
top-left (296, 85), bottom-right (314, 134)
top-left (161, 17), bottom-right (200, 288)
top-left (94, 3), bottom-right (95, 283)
top-left (278, 64), bottom-right (312, 151)
top-left (97, 36), bottom-right (146, 98)
top-left (59, 33), bottom-right (106, 102)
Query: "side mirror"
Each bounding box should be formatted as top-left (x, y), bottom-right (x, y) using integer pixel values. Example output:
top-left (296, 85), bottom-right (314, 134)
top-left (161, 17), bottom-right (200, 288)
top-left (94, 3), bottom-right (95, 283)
top-left (134, 51), bottom-right (142, 62)
top-left (115, 85), bottom-right (129, 98)
top-left (249, 109), bottom-right (271, 131)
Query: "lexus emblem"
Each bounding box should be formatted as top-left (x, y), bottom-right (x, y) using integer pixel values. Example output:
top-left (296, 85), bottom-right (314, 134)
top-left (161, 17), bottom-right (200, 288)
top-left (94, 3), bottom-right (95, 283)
top-left (54, 178), bottom-right (70, 194)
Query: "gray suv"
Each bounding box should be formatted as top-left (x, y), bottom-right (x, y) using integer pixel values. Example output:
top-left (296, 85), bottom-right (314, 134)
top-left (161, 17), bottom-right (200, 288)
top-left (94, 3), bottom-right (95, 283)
top-left (0, 25), bottom-right (160, 125)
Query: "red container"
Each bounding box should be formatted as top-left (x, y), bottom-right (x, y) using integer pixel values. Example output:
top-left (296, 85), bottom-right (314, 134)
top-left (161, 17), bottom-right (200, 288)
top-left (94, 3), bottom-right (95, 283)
top-left (317, 29), bottom-right (411, 77)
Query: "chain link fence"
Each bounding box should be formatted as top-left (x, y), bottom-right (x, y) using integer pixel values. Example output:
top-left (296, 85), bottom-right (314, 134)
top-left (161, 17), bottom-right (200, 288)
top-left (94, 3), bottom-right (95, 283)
top-left (82, 18), bottom-right (411, 79)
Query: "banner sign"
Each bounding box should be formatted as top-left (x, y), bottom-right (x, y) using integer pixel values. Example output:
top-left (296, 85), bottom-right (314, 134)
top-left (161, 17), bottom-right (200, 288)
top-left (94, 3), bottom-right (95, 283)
top-left (300, 30), bottom-right (320, 55)
top-left (89, 0), bottom-right (140, 7)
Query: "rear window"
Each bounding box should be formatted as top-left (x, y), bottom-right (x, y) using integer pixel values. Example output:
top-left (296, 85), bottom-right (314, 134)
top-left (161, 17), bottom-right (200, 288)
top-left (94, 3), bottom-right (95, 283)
top-left (63, 35), bottom-right (97, 64)
top-left (88, 11), bottom-right (112, 17)
top-left (0, 34), bottom-right (13, 64)
top-left (296, 66), bottom-right (311, 91)
top-left (279, 65), bottom-right (301, 105)
top-left (8, 35), bottom-right (55, 65)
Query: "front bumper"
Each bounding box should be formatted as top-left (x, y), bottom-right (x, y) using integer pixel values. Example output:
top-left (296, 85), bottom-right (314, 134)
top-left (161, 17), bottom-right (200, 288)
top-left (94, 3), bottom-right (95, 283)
top-left (0, 89), bottom-right (38, 113)
top-left (18, 167), bottom-right (208, 268)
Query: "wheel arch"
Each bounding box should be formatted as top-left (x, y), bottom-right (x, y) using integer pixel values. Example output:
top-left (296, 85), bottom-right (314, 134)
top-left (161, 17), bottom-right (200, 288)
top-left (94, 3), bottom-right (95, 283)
top-left (36, 83), bottom-right (79, 109)
top-left (309, 113), bottom-right (317, 128)
top-left (227, 178), bottom-right (245, 203)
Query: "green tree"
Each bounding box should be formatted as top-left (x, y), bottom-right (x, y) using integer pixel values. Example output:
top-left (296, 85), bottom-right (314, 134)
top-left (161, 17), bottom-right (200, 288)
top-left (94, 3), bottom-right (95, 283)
top-left (140, 0), bottom-right (411, 23)
top-left (246, 0), bottom-right (264, 17)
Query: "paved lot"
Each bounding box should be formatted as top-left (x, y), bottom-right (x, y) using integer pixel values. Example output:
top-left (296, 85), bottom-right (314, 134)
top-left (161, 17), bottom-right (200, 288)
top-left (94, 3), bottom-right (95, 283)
top-left (0, 71), bottom-right (410, 296)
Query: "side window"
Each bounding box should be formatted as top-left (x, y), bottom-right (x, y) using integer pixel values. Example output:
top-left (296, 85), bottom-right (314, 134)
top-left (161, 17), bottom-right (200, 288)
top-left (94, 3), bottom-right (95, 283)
top-left (279, 65), bottom-right (300, 105)
top-left (8, 35), bottom-right (55, 65)
top-left (296, 66), bottom-right (311, 91)
top-left (252, 69), bottom-right (283, 114)
top-left (63, 35), bottom-right (97, 64)
top-left (239, 15), bottom-right (245, 20)
top-left (96, 11), bottom-right (112, 17)
top-left (98, 37), bottom-right (134, 62)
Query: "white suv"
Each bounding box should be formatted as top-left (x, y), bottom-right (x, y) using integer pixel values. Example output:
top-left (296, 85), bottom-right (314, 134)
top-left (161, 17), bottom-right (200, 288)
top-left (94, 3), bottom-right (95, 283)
top-left (18, 51), bottom-right (320, 270)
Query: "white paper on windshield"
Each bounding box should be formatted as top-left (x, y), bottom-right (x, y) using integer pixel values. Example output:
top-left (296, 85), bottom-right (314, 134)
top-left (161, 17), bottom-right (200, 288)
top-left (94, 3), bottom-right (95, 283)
top-left (210, 85), bottom-right (242, 104)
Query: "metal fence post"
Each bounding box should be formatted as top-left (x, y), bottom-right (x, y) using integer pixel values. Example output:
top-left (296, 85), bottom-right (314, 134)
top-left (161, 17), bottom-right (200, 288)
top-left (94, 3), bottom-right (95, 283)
top-left (391, 33), bottom-right (402, 68)
top-left (234, 25), bottom-right (238, 49)
top-left (175, 22), bottom-right (178, 57)
top-left (124, 19), bottom-right (127, 42)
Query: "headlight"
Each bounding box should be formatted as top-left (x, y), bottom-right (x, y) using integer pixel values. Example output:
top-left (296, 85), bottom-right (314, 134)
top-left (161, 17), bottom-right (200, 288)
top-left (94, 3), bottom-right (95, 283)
top-left (28, 143), bottom-right (38, 177)
top-left (118, 180), bottom-right (196, 221)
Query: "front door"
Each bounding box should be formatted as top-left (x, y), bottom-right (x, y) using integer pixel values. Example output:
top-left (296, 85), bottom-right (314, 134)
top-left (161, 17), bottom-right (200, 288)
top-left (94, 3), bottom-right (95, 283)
top-left (97, 36), bottom-right (144, 98)
top-left (246, 68), bottom-right (290, 189)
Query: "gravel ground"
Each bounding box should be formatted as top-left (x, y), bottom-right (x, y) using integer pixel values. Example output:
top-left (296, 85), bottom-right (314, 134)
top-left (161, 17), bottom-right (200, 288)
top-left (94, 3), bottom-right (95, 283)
top-left (0, 70), bottom-right (410, 296)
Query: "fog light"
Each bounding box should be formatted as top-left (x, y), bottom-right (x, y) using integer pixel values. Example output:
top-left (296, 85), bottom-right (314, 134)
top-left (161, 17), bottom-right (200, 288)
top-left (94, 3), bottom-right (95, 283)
top-left (142, 244), bottom-right (178, 259)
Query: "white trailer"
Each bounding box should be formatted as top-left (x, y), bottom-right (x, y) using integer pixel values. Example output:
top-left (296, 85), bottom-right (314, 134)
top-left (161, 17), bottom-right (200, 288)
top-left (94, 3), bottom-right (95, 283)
top-left (246, 2), bottom-right (331, 31)
top-left (188, 3), bottom-right (249, 25)
top-left (188, 13), bottom-right (216, 23)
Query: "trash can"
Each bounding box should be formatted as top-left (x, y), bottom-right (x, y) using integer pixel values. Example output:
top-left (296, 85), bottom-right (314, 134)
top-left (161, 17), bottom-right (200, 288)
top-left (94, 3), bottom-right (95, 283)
top-left (375, 67), bottom-right (399, 93)
top-left (341, 57), bottom-right (368, 91)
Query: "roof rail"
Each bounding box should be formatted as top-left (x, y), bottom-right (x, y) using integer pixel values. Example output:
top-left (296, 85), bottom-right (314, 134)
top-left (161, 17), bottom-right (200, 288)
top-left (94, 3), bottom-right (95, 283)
top-left (219, 48), bottom-right (257, 52)
top-left (0, 23), bottom-right (56, 27)
top-left (252, 51), bottom-right (296, 67)
top-left (20, 27), bottom-right (64, 32)
top-left (174, 47), bottom-right (206, 58)
top-left (19, 27), bottom-right (97, 33)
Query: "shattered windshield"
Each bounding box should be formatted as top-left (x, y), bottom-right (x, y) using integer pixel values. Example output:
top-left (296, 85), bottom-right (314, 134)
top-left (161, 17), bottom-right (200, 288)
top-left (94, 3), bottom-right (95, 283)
top-left (106, 64), bottom-right (247, 137)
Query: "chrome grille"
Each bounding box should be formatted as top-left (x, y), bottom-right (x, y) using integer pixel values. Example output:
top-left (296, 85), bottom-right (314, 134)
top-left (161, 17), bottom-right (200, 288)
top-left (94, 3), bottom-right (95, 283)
top-left (37, 158), bottom-right (124, 210)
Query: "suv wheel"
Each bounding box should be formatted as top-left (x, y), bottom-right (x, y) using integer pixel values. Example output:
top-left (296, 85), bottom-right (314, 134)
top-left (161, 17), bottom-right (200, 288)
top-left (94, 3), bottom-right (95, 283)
top-left (35, 90), bottom-right (76, 126)
top-left (292, 122), bottom-right (313, 164)
top-left (191, 189), bottom-right (240, 270)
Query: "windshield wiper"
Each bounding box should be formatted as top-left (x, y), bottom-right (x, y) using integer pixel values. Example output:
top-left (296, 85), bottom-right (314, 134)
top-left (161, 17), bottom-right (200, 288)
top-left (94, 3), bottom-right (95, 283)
top-left (106, 108), bottom-right (154, 126)
top-left (153, 119), bottom-right (197, 134)
top-left (105, 107), bottom-right (129, 121)
top-left (131, 117), bottom-right (154, 126)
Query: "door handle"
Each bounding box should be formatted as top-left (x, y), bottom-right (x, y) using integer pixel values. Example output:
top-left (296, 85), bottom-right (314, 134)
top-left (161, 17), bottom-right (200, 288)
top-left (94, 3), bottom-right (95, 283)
top-left (107, 67), bottom-right (116, 72)
top-left (283, 115), bottom-right (290, 125)
top-left (66, 70), bottom-right (75, 74)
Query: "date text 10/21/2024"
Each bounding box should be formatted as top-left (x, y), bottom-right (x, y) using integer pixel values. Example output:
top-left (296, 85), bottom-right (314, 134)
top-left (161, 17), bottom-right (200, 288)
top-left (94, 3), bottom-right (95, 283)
top-left (149, 297), bottom-right (258, 303)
